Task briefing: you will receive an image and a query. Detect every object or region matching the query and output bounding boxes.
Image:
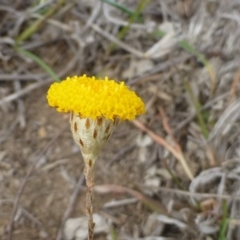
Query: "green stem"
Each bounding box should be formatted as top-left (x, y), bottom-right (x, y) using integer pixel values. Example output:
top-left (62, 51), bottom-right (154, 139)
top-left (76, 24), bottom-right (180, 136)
top-left (219, 200), bottom-right (229, 240)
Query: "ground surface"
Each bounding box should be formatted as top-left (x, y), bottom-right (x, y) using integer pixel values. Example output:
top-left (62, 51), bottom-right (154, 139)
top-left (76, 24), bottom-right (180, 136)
top-left (1, 0), bottom-right (240, 240)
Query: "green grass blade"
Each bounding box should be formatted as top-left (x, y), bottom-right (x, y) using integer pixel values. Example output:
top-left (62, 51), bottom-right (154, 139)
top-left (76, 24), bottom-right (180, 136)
top-left (179, 40), bottom-right (216, 93)
top-left (101, 0), bottom-right (143, 22)
top-left (219, 200), bottom-right (229, 240)
top-left (109, 0), bottom-right (150, 51)
top-left (178, 40), bottom-right (207, 64)
top-left (152, 30), bottom-right (167, 38)
top-left (110, 227), bottom-right (118, 240)
top-left (184, 81), bottom-right (209, 139)
top-left (16, 0), bottom-right (65, 44)
top-left (16, 48), bottom-right (60, 82)
top-left (118, 0), bottom-right (149, 39)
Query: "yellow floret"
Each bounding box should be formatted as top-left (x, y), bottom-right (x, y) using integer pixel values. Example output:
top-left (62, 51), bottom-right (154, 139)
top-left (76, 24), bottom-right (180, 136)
top-left (47, 75), bottom-right (145, 120)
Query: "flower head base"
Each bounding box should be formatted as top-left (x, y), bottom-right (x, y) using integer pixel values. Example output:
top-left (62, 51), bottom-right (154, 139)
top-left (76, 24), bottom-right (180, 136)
top-left (47, 75), bottom-right (145, 120)
top-left (70, 114), bottom-right (116, 166)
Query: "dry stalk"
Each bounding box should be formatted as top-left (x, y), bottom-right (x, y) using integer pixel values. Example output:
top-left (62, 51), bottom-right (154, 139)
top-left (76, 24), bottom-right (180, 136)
top-left (228, 66), bottom-right (240, 105)
top-left (84, 163), bottom-right (95, 240)
top-left (159, 107), bottom-right (196, 176)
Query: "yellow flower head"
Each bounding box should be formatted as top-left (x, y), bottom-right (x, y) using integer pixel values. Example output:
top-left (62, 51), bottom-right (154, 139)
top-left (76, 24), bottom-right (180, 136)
top-left (47, 75), bottom-right (145, 120)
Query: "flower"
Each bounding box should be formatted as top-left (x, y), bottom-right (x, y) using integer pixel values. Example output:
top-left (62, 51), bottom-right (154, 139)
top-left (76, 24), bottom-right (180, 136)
top-left (47, 75), bottom-right (145, 239)
top-left (47, 75), bottom-right (145, 120)
top-left (47, 75), bottom-right (145, 164)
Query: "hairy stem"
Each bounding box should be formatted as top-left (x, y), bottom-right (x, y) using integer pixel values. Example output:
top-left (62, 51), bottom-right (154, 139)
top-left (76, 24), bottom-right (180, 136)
top-left (84, 163), bottom-right (95, 240)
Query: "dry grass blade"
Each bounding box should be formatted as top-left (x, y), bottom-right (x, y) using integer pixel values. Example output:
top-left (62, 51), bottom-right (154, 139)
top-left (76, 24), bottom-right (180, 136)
top-left (228, 66), bottom-right (240, 105)
top-left (94, 184), bottom-right (167, 214)
top-left (16, 0), bottom-right (66, 44)
top-left (0, 79), bottom-right (52, 107)
top-left (156, 186), bottom-right (240, 201)
top-left (0, 73), bottom-right (46, 81)
top-left (210, 100), bottom-right (240, 141)
top-left (90, 23), bottom-right (144, 58)
top-left (133, 120), bottom-right (194, 180)
top-left (158, 107), bottom-right (181, 153)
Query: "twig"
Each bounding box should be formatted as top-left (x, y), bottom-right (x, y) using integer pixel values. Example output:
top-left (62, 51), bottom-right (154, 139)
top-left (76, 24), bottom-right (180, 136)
top-left (0, 118), bottom-right (19, 144)
top-left (106, 144), bottom-right (136, 168)
top-left (0, 73), bottom-right (46, 81)
top-left (13, 80), bottom-right (26, 129)
top-left (7, 126), bottom-right (67, 240)
top-left (40, 159), bottom-right (69, 172)
top-left (21, 207), bottom-right (42, 227)
top-left (0, 79), bottom-right (52, 107)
